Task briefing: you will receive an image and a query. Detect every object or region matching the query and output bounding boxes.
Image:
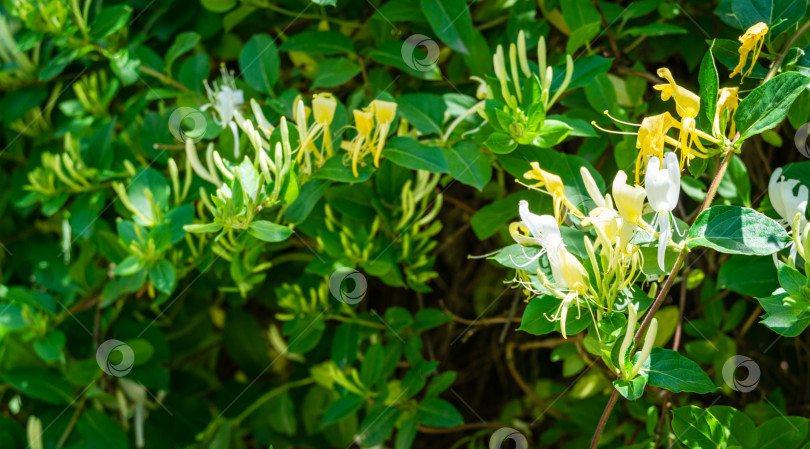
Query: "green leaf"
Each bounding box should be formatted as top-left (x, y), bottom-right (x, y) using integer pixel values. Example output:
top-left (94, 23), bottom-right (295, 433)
top-left (425, 372), bottom-right (456, 397)
top-left (77, 409), bottom-right (130, 449)
top-left (756, 416), bottom-right (809, 449)
top-left (718, 255), bottom-right (779, 297)
top-left (532, 119), bottom-right (572, 148)
top-left (671, 406), bottom-right (727, 449)
top-left (518, 295), bottom-right (591, 337)
top-left (699, 45), bottom-right (719, 126)
top-left (779, 264), bottom-right (807, 298)
top-left (239, 34), bottom-right (280, 94)
top-left (315, 155), bottom-right (375, 182)
top-left (396, 94), bottom-right (446, 135)
top-left (148, 260), bottom-right (176, 294)
top-left (224, 308), bottom-right (271, 376)
top-left (165, 31), bottom-right (201, 73)
top-left (471, 191), bottom-right (547, 240)
top-left (360, 342), bottom-right (385, 386)
top-left (395, 415), bottom-right (419, 449)
top-left (566, 22), bottom-right (601, 54)
top-left (416, 398), bottom-right (463, 427)
top-left (40, 48), bottom-right (77, 81)
top-left (484, 132), bottom-right (518, 154)
top-left (441, 142), bottom-right (492, 191)
top-left (613, 376), bottom-right (647, 400)
top-left (709, 405), bottom-right (758, 448)
top-left (89, 5), bottom-right (132, 40)
top-left (201, 0), bottom-right (237, 12)
top-left (34, 330), bottom-right (66, 362)
top-left (114, 255), bottom-right (143, 276)
top-left (183, 222), bottom-right (223, 233)
top-left (247, 220), bottom-right (293, 242)
top-left (280, 31), bottom-right (355, 54)
top-left (561, 0), bottom-right (600, 30)
top-left (284, 179), bottom-right (330, 224)
top-left (642, 348), bottom-right (717, 393)
top-left (735, 72), bottom-right (810, 140)
top-left (331, 323), bottom-right (358, 368)
top-left (128, 168), bottom-right (170, 224)
top-left (687, 206), bottom-right (790, 255)
top-left (384, 137), bottom-right (448, 173)
top-left (761, 309), bottom-right (810, 337)
top-left (313, 58), bottom-right (361, 88)
top-left (420, 0), bottom-right (475, 54)
top-left (622, 23), bottom-right (688, 37)
top-left (369, 42), bottom-right (441, 81)
top-left (323, 395), bottom-right (364, 426)
top-left (2, 368), bottom-right (74, 405)
top-left (712, 38), bottom-right (768, 79)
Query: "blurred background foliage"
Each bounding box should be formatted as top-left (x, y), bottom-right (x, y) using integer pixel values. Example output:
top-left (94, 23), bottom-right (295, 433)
top-left (1, 0), bottom-right (810, 448)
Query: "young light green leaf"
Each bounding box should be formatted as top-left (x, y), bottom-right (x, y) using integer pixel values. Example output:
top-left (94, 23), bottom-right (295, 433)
top-left (247, 220), bottom-right (293, 242)
top-left (613, 376), bottom-right (646, 400)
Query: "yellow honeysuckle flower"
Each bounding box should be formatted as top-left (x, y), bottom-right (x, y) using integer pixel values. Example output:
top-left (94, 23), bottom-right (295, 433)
top-left (345, 108), bottom-right (375, 178)
top-left (612, 170), bottom-right (646, 225)
top-left (559, 245), bottom-right (588, 296)
top-left (653, 68), bottom-right (699, 118)
top-left (730, 22), bottom-right (768, 80)
top-left (714, 87), bottom-right (739, 139)
top-left (653, 69), bottom-right (716, 168)
top-left (313, 93), bottom-right (337, 157)
top-left (523, 162), bottom-right (582, 222)
top-left (635, 112), bottom-right (678, 183)
top-left (370, 100), bottom-right (397, 167)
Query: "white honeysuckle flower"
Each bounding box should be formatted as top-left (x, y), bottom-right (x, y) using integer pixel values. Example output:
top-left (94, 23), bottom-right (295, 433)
top-left (645, 152), bottom-right (681, 271)
top-left (518, 200), bottom-right (566, 288)
top-left (769, 167), bottom-right (808, 230)
top-left (202, 68), bottom-right (245, 158)
top-left (769, 168), bottom-right (809, 263)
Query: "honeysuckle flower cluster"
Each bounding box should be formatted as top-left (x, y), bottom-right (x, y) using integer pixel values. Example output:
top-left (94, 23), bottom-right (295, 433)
top-left (341, 99), bottom-right (398, 178)
top-left (510, 154), bottom-right (683, 337)
top-left (594, 25), bottom-right (769, 185)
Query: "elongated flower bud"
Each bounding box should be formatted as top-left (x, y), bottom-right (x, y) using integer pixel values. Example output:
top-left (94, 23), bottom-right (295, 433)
top-left (631, 318), bottom-right (658, 377)
top-left (618, 303), bottom-right (637, 374)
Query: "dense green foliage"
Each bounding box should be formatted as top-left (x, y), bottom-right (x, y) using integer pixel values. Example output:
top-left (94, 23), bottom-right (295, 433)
top-left (2, 0), bottom-right (810, 448)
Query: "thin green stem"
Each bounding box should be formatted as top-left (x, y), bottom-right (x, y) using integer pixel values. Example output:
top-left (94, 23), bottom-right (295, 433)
top-left (233, 377), bottom-right (314, 424)
top-left (765, 19), bottom-right (810, 82)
